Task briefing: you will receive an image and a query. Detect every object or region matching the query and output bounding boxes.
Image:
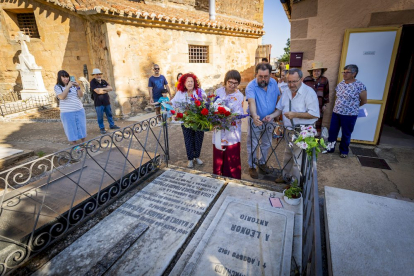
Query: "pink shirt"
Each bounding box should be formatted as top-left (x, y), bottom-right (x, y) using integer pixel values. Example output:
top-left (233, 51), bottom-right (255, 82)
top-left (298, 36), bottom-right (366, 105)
top-left (212, 87), bottom-right (244, 146)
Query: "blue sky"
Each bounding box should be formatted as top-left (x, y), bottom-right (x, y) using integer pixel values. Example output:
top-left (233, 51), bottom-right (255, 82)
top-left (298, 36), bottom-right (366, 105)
top-left (262, 0), bottom-right (291, 59)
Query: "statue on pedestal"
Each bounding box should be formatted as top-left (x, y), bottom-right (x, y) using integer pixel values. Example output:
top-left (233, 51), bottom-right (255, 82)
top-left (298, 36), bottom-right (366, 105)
top-left (15, 31), bottom-right (48, 100)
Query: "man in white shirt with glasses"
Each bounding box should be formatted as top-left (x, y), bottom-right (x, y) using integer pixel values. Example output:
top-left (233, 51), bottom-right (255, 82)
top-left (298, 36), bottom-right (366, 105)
top-left (264, 68), bottom-right (319, 183)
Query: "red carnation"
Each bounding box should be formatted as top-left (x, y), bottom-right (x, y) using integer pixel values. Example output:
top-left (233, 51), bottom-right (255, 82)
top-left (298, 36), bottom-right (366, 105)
top-left (231, 121), bottom-right (236, 126)
top-left (177, 113), bottom-right (183, 118)
top-left (218, 107), bottom-right (226, 114)
top-left (225, 111), bottom-right (231, 117)
top-left (195, 100), bottom-right (201, 107)
top-left (214, 112), bottom-right (219, 115)
top-left (170, 110), bottom-right (176, 115)
top-left (200, 108), bottom-right (209, 116)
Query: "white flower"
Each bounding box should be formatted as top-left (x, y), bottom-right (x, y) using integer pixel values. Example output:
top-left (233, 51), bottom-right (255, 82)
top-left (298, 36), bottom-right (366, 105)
top-left (291, 135), bottom-right (297, 142)
top-left (289, 142), bottom-right (293, 148)
top-left (295, 141), bottom-right (309, 150)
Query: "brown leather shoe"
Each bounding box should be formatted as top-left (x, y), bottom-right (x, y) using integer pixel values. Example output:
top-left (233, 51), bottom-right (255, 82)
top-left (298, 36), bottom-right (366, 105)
top-left (274, 176), bottom-right (286, 183)
top-left (249, 168), bottom-right (259, 179)
top-left (258, 163), bottom-right (271, 175)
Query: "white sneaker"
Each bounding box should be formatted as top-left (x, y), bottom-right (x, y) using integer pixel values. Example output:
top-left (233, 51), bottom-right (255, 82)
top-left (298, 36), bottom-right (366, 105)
top-left (195, 158), bottom-right (203, 165)
top-left (187, 160), bottom-right (194, 168)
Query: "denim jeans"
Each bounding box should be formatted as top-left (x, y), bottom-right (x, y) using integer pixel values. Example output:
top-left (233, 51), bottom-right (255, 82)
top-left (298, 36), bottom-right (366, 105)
top-left (246, 117), bottom-right (273, 168)
top-left (95, 105), bottom-right (115, 129)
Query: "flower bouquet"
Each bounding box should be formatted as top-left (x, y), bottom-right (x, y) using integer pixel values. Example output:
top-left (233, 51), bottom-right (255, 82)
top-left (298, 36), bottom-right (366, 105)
top-left (174, 92), bottom-right (248, 150)
top-left (291, 125), bottom-right (326, 158)
top-left (174, 93), bottom-right (247, 131)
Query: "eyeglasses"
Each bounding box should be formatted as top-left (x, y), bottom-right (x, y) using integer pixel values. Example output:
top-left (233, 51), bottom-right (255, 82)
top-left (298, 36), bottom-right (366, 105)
top-left (342, 71), bottom-right (353, 74)
top-left (153, 68), bottom-right (160, 70)
top-left (227, 81), bottom-right (239, 86)
top-left (287, 80), bottom-right (300, 84)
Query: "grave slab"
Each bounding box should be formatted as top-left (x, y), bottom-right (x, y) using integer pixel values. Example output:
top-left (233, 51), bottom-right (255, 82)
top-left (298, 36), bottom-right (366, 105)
top-left (103, 169), bottom-right (225, 275)
top-left (0, 148), bottom-right (24, 159)
top-left (0, 148), bottom-right (154, 243)
top-left (325, 186), bottom-right (414, 276)
top-left (171, 182), bottom-right (303, 275)
top-left (181, 196), bottom-right (295, 276)
top-left (33, 217), bottom-right (148, 276)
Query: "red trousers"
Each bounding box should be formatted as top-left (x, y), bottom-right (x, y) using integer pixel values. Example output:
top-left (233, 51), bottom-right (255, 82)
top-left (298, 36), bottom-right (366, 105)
top-left (213, 142), bottom-right (241, 179)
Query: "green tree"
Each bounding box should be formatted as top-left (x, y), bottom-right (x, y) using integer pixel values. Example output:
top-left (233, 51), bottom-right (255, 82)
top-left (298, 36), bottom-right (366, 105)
top-left (278, 38), bottom-right (290, 63)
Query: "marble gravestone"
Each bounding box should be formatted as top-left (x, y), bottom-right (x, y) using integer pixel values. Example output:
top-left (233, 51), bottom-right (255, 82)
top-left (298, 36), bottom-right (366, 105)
top-left (15, 31), bottom-right (48, 100)
top-left (325, 186), bottom-right (414, 276)
top-left (181, 196), bottom-right (295, 276)
top-left (35, 170), bottom-right (225, 276)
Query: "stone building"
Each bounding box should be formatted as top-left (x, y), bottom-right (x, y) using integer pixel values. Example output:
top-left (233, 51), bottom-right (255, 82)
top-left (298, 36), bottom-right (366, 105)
top-left (281, 0), bottom-right (414, 145)
top-left (0, 0), bottom-right (265, 115)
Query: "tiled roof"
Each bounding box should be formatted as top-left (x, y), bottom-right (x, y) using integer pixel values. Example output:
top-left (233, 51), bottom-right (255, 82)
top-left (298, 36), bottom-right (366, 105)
top-left (41, 0), bottom-right (264, 36)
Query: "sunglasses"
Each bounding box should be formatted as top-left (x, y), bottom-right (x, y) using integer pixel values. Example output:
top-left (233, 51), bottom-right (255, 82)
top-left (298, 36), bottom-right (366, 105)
top-left (153, 68), bottom-right (160, 70)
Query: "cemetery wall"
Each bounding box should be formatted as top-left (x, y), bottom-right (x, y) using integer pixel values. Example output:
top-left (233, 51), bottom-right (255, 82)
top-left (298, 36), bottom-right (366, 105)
top-left (104, 22), bottom-right (260, 115)
top-left (289, 0), bottom-right (414, 127)
top-left (0, 0), bottom-right (92, 94)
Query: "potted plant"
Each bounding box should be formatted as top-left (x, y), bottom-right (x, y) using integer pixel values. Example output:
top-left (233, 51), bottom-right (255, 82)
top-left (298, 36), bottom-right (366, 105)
top-left (283, 180), bottom-right (302, 206)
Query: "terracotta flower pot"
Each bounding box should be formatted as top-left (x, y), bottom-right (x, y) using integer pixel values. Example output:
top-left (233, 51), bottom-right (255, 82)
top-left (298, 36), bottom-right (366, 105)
top-left (283, 189), bottom-right (302, 206)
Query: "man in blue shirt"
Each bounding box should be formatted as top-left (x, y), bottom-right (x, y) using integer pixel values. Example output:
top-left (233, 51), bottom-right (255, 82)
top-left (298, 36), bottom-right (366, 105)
top-left (246, 63), bottom-right (280, 179)
top-left (148, 64), bottom-right (171, 116)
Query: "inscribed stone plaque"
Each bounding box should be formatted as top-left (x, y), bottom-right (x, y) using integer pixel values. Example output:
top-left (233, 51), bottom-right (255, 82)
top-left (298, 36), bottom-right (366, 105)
top-left (325, 186), bottom-right (414, 276)
top-left (182, 196), bottom-right (295, 276)
top-left (105, 169), bottom-right (225, 275)
top-left (21, 72), bottom-right (38, 90)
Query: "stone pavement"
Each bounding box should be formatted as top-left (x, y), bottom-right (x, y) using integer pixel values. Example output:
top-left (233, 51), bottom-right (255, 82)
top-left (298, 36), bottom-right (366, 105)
top-left (0, 114), bottom-right (413, 200)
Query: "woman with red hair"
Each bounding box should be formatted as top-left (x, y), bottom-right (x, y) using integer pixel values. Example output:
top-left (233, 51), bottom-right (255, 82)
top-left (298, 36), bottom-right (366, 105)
top-left (171, 73), bottom-right (207, 168)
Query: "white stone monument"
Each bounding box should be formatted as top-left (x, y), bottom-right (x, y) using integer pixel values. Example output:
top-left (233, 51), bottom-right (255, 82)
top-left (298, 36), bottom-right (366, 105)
top-left (15, 31), bottom-right (48, 100)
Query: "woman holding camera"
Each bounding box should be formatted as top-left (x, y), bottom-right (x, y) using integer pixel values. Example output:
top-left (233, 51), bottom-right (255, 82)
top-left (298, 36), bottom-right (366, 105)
top-left (54, 70), bottom-right (87, 146)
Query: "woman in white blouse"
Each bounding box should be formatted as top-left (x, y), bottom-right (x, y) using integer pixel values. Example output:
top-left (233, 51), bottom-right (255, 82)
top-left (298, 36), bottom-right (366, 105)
top-left (171, 73), bottom-right (206, 168)
top-left (54, 70), bottom-right (87, 147)
top-left (212, 70), bottom-right (244, 179)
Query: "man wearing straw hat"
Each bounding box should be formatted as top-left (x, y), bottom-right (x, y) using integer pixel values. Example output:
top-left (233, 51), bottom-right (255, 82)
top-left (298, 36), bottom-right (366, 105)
top-left (90, 68), bottom-right (120, 134)
top-left (303, 61), bottom-right (330, 136)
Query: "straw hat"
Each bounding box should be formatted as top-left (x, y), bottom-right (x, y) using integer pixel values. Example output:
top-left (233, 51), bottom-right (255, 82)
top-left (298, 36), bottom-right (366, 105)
top-left (92, 68), bottom-right (103, 75)
top-left (307, 61), bottom-right (327, 74)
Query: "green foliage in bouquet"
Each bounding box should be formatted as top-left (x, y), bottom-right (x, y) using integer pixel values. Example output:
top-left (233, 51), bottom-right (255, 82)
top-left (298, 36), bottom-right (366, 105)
top-left (293, 125), bottom-right (327, 158)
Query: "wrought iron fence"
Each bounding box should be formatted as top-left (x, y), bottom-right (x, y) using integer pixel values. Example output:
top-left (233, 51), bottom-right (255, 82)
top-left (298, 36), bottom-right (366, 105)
top-left (248, 118), bottom-right (303, 182)
top-left (301, 148), bottom-right (323, 275)
top-left (0, 94), bottom-right (55, 117)
top-left (249, 119), bottom-right (323, 275)
top-left (0, 92), bottom-right (20, 104)
top-left (0, 115), bottom-right (168, 275)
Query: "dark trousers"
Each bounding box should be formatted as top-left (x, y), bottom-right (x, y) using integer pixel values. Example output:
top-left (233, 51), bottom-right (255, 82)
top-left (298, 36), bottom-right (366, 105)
top-left (181, 125), bottom-right (204, 160)
top-left (327, 112), bottom-right (358, 155)
top-left (213, 142), bottom-right (241, 179)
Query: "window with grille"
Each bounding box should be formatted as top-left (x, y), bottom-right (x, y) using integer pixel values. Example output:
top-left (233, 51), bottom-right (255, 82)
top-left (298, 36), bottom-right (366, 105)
top-left (188, 45), bottom-right (209, 63)
top-left (17, 13), bottom-right (40, 38)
